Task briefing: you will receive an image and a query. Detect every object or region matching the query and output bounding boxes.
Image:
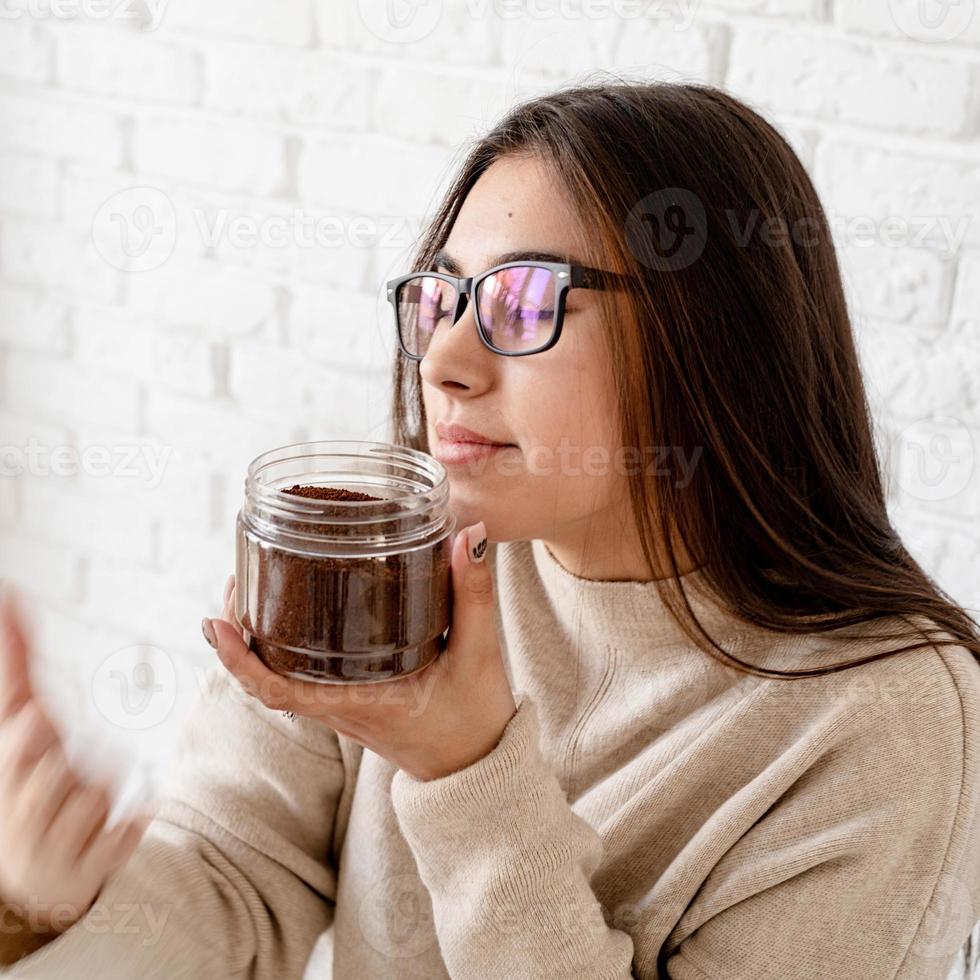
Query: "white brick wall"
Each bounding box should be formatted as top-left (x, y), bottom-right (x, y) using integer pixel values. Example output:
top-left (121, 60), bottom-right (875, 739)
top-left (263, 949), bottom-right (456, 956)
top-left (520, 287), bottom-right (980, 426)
top-left (0, 4), bottom-right (978, 968)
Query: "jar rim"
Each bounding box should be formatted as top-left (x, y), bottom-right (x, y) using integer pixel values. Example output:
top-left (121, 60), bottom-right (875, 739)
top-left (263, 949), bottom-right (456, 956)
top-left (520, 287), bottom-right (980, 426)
top-left (240, 439), bottom-right (454, 554)
top-left (246, 438), bottom-right (448, 508)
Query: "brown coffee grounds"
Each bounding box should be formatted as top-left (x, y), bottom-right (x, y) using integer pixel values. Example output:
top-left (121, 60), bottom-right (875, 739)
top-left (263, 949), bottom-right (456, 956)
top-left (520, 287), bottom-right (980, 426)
top-left (236, 484), bottom-right (452, 684)
top-left (280, 485), bottom-right (380, 502)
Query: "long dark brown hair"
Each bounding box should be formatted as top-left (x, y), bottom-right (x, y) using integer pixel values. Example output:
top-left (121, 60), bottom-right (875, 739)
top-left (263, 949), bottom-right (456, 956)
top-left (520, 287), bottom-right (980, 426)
top-left (387, 79), bottom-right (979, 974)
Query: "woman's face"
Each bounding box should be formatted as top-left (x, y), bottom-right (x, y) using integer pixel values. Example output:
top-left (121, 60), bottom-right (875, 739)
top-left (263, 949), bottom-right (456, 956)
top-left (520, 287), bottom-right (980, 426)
top-left (419, 154), bottom-right (684, 580)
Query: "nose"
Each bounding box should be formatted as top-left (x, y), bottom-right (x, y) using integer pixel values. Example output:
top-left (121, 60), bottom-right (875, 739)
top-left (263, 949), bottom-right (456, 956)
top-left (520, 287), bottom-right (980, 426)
top-left (418, 293), bottom-right (496, 390)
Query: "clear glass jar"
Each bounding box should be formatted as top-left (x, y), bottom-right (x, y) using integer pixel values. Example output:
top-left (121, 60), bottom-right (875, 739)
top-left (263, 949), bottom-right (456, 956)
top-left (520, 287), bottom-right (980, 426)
top-left (235, 440), bottom-right (455, 684)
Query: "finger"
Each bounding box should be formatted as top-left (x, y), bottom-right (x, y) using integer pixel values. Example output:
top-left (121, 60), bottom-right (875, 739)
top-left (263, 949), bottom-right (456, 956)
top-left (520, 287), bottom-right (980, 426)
top-left (0, 584), bottom-right (35, 720)
top-left (222, 573), bottom-right (234, 609)
top-left (446, 521), bottom-right (496, 660)
top-left (221, 583), bottom-right (237, 627)
top-left (81, 806), bottom-right (154, 879)
top-left (18, 742), bottom-right (80, 836)
top-left (48, 784), bottom-right (112, 867)
top-left (207, 617), bottom-right (303, 711)
top-left (1, 700), bottom-right (61, 784)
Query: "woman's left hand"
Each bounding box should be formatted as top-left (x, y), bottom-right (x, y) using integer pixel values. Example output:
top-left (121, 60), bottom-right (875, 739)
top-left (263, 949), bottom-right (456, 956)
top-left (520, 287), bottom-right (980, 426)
top-left (202, 522), bottom-right (518, 782)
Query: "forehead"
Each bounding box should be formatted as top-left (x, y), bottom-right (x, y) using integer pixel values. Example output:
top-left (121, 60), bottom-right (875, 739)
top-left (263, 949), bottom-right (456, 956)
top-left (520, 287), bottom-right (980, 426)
top-left (440, 154), bottom-right (591, 275)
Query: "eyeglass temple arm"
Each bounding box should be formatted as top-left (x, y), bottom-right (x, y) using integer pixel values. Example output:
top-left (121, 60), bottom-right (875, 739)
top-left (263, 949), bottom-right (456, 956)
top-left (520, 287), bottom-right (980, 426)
top-left (571, 266), bottom-right (633, 290)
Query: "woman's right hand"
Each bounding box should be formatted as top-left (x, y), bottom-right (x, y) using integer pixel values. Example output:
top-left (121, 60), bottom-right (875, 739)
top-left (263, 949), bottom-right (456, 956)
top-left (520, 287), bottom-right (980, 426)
top-left (0, 584), bottom-right (154, 936)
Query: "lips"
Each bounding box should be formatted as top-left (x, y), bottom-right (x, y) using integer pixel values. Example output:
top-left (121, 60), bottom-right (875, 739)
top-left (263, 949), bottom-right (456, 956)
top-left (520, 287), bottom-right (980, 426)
top-left (435, 421), bottom-right (512, 447)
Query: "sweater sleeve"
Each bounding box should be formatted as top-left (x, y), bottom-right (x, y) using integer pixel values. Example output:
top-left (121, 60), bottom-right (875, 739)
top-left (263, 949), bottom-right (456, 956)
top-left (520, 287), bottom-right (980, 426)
top-left (389, 692), bottom-right (637, 979)
top-left (389, 648), bottom-right (980, 980)
top-left (1, 664), bottom-right (345, 979)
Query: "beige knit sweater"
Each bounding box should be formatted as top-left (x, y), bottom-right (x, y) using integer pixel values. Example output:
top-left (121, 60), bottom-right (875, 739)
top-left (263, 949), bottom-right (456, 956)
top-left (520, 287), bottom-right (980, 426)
top-left (4, 537), bottom-right (980, 979)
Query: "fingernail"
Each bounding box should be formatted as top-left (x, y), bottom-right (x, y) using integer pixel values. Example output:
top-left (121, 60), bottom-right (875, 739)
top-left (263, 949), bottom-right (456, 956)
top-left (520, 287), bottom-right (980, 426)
top-left (201, 618), bottom-right (217, 649)
top-left (467, 521), bottom-right (487, 564)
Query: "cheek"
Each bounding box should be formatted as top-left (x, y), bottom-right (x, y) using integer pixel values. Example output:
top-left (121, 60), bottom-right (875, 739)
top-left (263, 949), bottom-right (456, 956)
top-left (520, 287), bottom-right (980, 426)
top-left (522, 365), bottom-right (620, 486)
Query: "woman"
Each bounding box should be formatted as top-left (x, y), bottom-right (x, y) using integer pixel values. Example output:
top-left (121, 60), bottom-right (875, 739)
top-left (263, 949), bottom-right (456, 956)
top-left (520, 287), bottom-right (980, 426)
top-left (1, 80), bottom-right (978, 979)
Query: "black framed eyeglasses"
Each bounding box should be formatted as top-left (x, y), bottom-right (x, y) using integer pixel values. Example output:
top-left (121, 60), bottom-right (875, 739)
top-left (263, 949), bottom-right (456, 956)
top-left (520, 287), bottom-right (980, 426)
top-left (386, 260), bottom-right (631, 360)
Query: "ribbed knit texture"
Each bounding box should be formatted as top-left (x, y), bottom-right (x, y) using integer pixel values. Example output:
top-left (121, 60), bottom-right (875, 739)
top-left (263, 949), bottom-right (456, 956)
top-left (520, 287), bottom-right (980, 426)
top-left (4, 538), bottom-right (979, 979)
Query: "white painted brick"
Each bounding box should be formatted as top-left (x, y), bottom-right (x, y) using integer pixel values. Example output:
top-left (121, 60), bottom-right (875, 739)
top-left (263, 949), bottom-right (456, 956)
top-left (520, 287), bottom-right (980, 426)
top-left (374, 68), bottom-right (520, 146)
top-left (71, 437), bottom-right (218, 531)
top-left (0, 477), bottom-right (15, 527)
top-left (932, 527), bottom-right (980, 612)
top-left (84, 554), bottom-right (218, 658)
top-left (837, 240), bottom-right (950, 327)
top-left (24, 600), bottom-right (155, 713)
top-left (125, 259), bottom-right (279, 338)
top-left (200, 201), bottom-right (373, 288)
top-left (65, 173), bottom-right (371, 286)
top-left (202, 40), bottom-right (371, 130)
top-left (161, 0), bottom-right (314, 47)
top-left (0, 284), bottom-right (70, 354)
top-left (298, 135), bottom-right (455, 219)
top-left (614, 19), bottom-right (724, 81)
top-left (855, 322), bottom-right (978, 424)
top-left (145, 389), bottom-right (302, 468)
top-left (0, 93), bottom-right (123, 167)
top-left (73, 304), bottom-right (214, 396)
top-left (815, 141), bottom-right (980, 252)
top-left (132, 114), bottom-right (287, 194)
top-left (837, 0), bottom-right (980, 46)
top-left (228, 341), bottom-right (391, 428)
top-left (55, 23), bottom-right (201, 103)
top-left (0, 19), bottom-right (52, 83)
top-left (0, 217), bottom-right (120, 302)
top-left (227, 341), bottom-right (310, 414)
top-left (18, 475), bottom-right (156, 563)
top-left (704, 0), bottom-right (819, 13)
top-left (500, 12), bottom-right (720, 83)
top-left (367, 219), bottom-right (427, 298)
top-left (291, 283), bottom-right (392, 372)
top-left (315, 0), bottom-right (500, 65)
top-left (0, 148), bottom-right (60, 220)
top-left (880, 411), bottom-right (980, 525)
top-left (727, 29), bottom-right (975, 137)
top-left (62, 169), bottom-right (269, 271)
top-left (952, 251), bottom-right (980, 326)
top-left (307, 366), bottom-right (394, 442)
top-left (157, 521), bottom-right (235, 601)
top-left (769, 119), bottom-right (817, 172)
top-left (0, 526), bottom-right (81, 602)
top-left (0, 407), bottom-right (71, 455)
top-left (6, 351), bottom-right (140, 428)
top-left (888, 506), bottom-right (976, 607)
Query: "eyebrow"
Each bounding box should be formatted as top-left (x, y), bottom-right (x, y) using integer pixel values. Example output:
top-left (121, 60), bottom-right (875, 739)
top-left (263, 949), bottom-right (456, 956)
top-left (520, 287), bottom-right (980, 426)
top-left (432, 248), bottom-right (582, 275)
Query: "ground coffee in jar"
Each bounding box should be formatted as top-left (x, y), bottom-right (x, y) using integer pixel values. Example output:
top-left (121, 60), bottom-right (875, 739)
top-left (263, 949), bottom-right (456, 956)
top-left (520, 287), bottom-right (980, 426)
top-left (235, 441), bottom-right (454, 684)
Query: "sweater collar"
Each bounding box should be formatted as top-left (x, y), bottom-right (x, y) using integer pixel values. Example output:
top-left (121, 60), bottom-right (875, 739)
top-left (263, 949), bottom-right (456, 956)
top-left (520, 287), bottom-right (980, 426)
top-left (515, 537), bottom-right (745, 652)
